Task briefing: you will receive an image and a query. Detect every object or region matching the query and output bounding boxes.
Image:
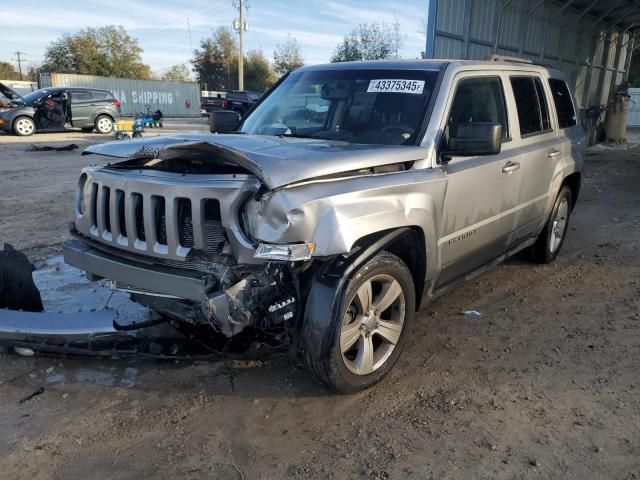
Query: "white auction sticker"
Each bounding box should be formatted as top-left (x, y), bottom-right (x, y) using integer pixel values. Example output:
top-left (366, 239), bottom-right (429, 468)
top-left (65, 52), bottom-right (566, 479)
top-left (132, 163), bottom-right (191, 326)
top-left (367, 79), bottom-right (425, 94)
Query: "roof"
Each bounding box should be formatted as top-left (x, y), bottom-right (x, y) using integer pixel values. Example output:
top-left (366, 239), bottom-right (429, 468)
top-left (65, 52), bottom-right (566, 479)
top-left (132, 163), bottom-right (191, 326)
top-left (571, 0), bottom-right (640, 31)
top-left (299, 59), bottom-right (449, 72)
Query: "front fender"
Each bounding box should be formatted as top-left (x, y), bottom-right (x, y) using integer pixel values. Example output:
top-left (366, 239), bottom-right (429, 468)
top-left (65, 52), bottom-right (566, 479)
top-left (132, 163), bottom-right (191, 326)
top-left (244, 169), bottom-right (446, 281)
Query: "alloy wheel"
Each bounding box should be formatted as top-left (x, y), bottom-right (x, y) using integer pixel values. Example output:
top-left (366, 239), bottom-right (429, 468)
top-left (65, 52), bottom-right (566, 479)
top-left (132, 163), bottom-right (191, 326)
top-left (340, 274), bottom-right (406, 375)
top-left (15, 118), bottom-right (35, 135)
top-left (549, 196), bottom-right (569, 253)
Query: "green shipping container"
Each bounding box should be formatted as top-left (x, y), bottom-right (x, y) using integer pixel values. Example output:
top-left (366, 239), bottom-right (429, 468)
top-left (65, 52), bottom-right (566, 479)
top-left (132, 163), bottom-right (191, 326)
top-left (39, 73), bottom-right (200, 117)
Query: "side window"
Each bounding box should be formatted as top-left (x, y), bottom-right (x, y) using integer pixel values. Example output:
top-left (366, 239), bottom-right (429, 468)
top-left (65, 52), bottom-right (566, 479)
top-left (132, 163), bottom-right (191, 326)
top-left (91, 91), bottom-right (109, 101)
top-left (446, 76), bottom-right (509, 144)
top-left (71, 90), bottom-right (92, 103)
top-left (533, 78), bottom-right (551, 131)
top-left (548, 79), bottom-right (577, 128)
top-left (510, 76), bottom-right (553, 136)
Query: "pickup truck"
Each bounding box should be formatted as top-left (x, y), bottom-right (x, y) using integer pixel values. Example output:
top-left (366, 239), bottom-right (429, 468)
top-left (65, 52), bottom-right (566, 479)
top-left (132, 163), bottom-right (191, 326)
top-left (64, 58), bottom-right (584, 392)
top-left (201, 90), bottom-right (261, 116)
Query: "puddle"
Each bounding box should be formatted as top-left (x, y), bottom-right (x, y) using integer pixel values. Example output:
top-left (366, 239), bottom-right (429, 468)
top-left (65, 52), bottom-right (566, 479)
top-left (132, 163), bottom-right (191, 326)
top-left (33, 255), bottom-right (150, 323)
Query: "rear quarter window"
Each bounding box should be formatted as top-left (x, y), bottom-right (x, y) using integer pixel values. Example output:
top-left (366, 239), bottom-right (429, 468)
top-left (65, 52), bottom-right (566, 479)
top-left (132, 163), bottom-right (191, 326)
top-left (91, 91), bottom-right (111, 101)
top-left (548, 79), bottom-right (577, 128)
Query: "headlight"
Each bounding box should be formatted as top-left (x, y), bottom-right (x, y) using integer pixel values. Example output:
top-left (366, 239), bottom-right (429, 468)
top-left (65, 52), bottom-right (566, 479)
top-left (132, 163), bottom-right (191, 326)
top-left (254, 242), bottom-right (316, 261)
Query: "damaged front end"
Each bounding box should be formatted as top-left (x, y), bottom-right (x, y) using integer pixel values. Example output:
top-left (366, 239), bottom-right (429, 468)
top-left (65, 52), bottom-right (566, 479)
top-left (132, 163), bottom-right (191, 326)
top-left (63, 138), bottom-right (310, 343)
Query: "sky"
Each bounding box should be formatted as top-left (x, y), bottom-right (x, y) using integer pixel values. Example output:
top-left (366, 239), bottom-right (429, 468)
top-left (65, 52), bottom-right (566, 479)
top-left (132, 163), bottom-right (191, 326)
top-left (0, 0), bottom-right (428, 77)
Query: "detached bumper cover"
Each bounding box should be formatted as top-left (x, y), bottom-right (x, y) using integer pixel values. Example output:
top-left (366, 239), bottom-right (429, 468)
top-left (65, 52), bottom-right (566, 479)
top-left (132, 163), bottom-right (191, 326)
top-left (63, 238), bottom-right (206, 301)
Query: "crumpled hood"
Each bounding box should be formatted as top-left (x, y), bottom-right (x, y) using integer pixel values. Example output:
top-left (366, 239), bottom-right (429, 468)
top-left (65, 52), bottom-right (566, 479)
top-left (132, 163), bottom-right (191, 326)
top-left (83, 133), bottom-right (429, 189)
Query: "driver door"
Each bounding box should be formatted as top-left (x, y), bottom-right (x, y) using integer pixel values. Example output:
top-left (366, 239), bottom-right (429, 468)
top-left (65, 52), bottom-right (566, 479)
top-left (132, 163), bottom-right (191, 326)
top-left (34, 90), bottom-right (69, 131)
top-left (435, 73), bottom-right (523, 289)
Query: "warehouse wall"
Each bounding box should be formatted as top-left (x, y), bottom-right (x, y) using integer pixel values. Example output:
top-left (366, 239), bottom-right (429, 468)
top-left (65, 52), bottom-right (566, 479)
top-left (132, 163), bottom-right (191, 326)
top-left (425, 0), bottom-right (634, 111)
top-left (39, 73), bottom-right (200, 117)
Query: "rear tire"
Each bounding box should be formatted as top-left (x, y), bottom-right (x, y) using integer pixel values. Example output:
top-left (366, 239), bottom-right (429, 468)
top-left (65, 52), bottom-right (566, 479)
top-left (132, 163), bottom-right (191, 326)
top-left (531, 186), bottom-right (572, 263)
top-left (13, 116), bottom-right (36, 136)
top-left (303, 251), bottom-right (415, 393)
top-left (94, 115), bottom-right (114, 134)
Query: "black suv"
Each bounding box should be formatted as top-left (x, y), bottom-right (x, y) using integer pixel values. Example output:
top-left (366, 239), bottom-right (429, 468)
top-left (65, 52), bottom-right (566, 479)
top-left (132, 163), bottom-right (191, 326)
top-left (0, 83), bottom-right (121, 136)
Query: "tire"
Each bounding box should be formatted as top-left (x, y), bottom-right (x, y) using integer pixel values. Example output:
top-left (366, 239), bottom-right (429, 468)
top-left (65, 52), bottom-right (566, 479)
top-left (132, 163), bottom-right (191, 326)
top-left (94, 115), bottom-right (114, 134)
top-left (531, 185), bottom-right (573, 263)
top-left (13, 116), bottom-right (36, 136)
top-left (304, 251), bottom-right (415, 393)
top-left (81, 127), bottom-right (94, 133)
top-left (115, 132), bottom-right (126, 140)
top-left (132, 131), bottom-right (142, 138)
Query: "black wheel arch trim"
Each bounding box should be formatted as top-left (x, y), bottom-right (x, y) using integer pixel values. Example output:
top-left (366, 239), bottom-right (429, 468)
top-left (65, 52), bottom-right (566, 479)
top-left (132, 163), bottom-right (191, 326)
top-left (301, 227), bottom-right (411, 364)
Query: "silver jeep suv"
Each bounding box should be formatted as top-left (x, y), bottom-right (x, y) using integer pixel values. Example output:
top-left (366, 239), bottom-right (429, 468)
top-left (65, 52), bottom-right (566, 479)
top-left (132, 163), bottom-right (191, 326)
top-left (64, 58), bottom-right (584, 392)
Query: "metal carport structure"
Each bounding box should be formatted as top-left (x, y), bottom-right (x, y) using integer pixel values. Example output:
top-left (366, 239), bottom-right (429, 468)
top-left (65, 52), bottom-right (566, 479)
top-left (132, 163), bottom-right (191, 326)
top-left (425, 0), bottom-right (640, 115)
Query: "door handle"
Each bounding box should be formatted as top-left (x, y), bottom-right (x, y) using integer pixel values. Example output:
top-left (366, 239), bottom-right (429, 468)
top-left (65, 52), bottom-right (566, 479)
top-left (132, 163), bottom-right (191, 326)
top-left (502, 161), bottom-right (520, 173)
top-left (548, 149), bottom-right (561, 158)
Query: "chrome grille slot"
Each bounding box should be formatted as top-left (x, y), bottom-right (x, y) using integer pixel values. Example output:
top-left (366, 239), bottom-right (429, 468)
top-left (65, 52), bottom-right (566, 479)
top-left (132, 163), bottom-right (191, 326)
top-left (116, 189), bottom-right (127, 239)
top-left (132, 193), bottom-right (145, 242)
top-left (203, 199), bottom-right (225, 254)
top-left (102, 187), bottom-right (111, 234)
top-left (89, 182), bottom-right (98, 233)
top-left (153, 196), bottom-right (167, 245)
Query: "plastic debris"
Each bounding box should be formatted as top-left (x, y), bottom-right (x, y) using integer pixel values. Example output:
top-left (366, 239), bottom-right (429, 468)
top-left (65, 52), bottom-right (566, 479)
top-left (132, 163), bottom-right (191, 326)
top-left (463, 310), bottom-right (482, 317)
top-left (19, 386), bottom-right (45, 404)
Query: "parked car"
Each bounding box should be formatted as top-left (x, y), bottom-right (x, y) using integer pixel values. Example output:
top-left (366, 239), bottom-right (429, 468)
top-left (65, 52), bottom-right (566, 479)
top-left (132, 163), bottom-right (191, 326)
top-left (0, 83), bottom-right (121, 136)
top-left (202, 90), bottom-right (261, 116)
top-left (64, 58), bottom-right (584, 392)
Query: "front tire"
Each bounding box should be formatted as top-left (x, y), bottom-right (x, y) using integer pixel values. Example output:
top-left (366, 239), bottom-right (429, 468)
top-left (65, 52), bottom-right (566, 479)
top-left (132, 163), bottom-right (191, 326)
top-left (531, 185), bottom-right (572, 263)
top-left (94, 115), bottom-right (114, 134)
top-left (304, 251), bottom-right (415, 393)
top-left (13, 116), bottom-right (36, 136)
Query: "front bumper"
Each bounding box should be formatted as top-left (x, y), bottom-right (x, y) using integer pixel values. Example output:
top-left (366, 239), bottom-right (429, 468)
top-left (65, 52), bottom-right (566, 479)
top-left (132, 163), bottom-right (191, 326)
top-left (63, 238), bottom-right (207, 301)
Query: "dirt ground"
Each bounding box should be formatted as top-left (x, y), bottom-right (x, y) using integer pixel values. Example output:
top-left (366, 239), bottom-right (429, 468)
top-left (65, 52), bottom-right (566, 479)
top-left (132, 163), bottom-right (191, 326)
top-left (0, 126), bottom-right (639, 480)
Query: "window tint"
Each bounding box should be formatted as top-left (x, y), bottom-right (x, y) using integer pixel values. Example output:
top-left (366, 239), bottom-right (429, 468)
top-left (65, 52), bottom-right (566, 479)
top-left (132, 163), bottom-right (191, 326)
top-left (533, 78), bottom-right (551, 130)
top-left (447, 76), bottom-right (509, 143)
top-left (71, 90), bottom-right (92, 103)
top-left (510, 76), bottom-right (551, 136)
top-left (548, 79), bottom-right (577, 128)
top-left (91, 91), bottom-right (110, 100)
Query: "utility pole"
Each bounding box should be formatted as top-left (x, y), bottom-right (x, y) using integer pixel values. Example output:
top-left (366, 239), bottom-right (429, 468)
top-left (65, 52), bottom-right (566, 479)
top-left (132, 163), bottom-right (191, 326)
top-left (233, 0), bottom-right (247, 90)
top-left (13, 51), bottom-right (26, 80)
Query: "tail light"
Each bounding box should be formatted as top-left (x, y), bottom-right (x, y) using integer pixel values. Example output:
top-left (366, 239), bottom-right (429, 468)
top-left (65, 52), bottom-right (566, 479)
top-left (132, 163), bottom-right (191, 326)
top-left (111, 100), bottom-right (121, 108)
top-left (222, 99), bottom-right (228, 109)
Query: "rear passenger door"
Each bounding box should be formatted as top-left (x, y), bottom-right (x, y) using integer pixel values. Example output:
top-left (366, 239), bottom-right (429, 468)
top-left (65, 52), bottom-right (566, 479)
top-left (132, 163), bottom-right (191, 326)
top-left (436, 73), bottom-right (522, 288)
top-left (70, 90), bottom-right (94, 127)
top-left (507, 75), bottom-right (563, 245)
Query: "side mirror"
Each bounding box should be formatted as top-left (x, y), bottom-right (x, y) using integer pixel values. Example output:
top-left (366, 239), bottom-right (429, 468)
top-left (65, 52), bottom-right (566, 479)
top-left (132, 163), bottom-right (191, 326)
top-left (444, 122), bottom-right (502, 158)
top-left (209, 110), bottom-right (241, 133)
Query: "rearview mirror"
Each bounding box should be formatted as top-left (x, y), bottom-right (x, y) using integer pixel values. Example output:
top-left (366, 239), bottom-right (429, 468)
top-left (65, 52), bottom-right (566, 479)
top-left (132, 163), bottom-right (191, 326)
top-left (444, 122), bottom-right (502, 158)
top-left (209, 110), bottom-right (241, 133)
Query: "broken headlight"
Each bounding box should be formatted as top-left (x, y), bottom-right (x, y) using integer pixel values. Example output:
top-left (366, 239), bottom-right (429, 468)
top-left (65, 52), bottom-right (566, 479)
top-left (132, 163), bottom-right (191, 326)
top-left (254, 242), bottom-right (316, 262)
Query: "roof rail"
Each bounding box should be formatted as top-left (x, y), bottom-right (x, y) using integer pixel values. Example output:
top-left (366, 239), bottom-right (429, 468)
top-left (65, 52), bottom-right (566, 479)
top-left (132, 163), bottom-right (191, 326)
top-left (485, 54), bottom-right (534, 64)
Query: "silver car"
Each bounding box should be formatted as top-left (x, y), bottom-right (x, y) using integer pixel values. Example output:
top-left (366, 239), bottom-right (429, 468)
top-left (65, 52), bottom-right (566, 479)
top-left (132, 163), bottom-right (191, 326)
top-left (64, 58), bottom-right (584, 392)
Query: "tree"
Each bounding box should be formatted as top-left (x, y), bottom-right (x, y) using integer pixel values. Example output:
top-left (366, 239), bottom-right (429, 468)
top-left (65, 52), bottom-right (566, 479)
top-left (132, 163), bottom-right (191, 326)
top-left (193, 27), bottom-right (239, 90)
top-left (273, 35), bottom-right (304, 75)
top-left (194, 28), bottom-right (276, 92)
top-left (41, 26), bottom-right (152, 79)
top-left (331, 20), bottom-right (403, 63)
top-left (162, 64), bottom-right (191, 82)
top-left (244, 50), bottom-right (276, 91)
top-left (0, 61), bottom-right (20, 80)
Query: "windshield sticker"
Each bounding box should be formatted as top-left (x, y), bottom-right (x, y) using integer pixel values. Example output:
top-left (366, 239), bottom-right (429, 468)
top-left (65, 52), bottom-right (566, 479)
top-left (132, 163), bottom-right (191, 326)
top-left (367, 79), bottom-right (425, 94)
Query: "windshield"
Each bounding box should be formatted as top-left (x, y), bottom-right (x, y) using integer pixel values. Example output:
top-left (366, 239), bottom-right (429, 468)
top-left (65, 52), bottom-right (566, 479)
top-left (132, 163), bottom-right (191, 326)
top-left (240, 68), bottom-right (439, 145)
top-left (22, 89), bottom-right (50, 104)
